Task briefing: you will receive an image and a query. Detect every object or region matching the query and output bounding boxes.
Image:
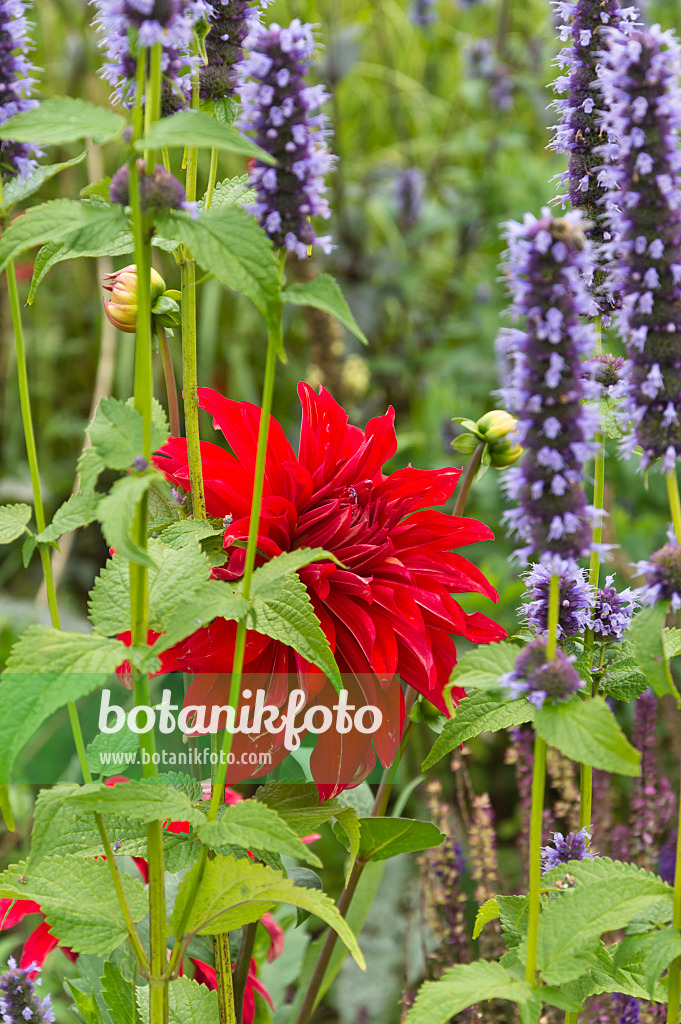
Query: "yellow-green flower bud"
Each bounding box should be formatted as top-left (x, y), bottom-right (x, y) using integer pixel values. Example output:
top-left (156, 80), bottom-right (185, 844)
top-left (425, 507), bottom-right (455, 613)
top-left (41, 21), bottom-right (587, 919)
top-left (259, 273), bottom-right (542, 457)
top-left (476, 410), bottom-right (518, 442)
top-left (102, 264), bottom-right (166, 333)
top-left (488, 436), bottom-right (523, 468)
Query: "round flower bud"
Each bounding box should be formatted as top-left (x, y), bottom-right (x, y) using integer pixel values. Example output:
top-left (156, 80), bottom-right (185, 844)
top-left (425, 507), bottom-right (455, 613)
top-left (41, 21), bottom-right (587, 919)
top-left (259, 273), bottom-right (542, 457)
top-left (476, 409), bottom-right (518, 443)
top-left (102, 264), bottom-right (166, 333)
top-left (487, 435), bottom-right (523, 469)
top-left (109, 161), bottom-right (189, 215)
top-left (501, 637), bottom-right (584, 709)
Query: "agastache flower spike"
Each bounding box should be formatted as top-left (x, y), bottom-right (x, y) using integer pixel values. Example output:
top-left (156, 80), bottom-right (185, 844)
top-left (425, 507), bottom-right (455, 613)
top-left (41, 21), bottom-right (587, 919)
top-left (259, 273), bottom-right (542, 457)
top-left (634, 540), bottom-right (681, 610)
top-left (90, 0), bottom-right (209, 107)
top-left (0, 959), bottom-right (55, 1024)
top-left (591, 574), bottom-right (636, 640)
top-left (540, 825), bottom-right (594, 872)
top-left (0, 0), bottom-right (42, 183)
top-left (550, 0), bottom-right (635, 237)
top-left (237, 19), bottom-right (336, 257)
top-left (523, 558), bottom-right (593, 638)
top-left (599, 26), bottom-right (681, 471)
top-left (497, 209), bottom-right (599, 565)
top-left (501, 637), bottom-right (584, 709)
top-left (200, 1), bottom-right (267, 102)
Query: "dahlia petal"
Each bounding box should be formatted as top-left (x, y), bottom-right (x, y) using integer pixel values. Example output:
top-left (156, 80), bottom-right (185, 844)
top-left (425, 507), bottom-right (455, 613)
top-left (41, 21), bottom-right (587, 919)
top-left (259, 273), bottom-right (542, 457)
top-left (0, 900), bottom-right (42, 930)
top-left (20, 921), bottom-right (59, 971)
top-left (463, 612), bottom-right (509, 644)
top-left (260, 913), bottom-right (285, 962)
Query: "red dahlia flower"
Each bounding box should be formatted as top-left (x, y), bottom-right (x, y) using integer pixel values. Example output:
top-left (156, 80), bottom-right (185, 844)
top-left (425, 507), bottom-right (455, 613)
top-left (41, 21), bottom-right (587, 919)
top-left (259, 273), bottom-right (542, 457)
top-left (147, 385), bottom-right (506, 797)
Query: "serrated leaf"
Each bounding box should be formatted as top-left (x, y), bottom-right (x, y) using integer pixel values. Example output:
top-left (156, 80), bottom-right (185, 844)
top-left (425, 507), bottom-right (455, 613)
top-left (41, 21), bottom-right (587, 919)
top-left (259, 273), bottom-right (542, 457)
top-left (0, 97), bottom-right (125, 145)
top-left (0, 199), bottom-right (127, 274)
top-left (156, 519), bottom-right (223, 547)
top-left (0, 502), bottom-right (31, 543)
top-left (404, 960), bottom-right (535, 1024)
top-left (89, 397), bottom-right (170, 472)
top-left (101, 963), bottom-right (136, 1024)
top-left (665, 628), bottom-right (681, 660)
top-left (29, 229), bottom-right (136, 303)
top-left (0, 855), bottom-right (147, 955)
top-left (621, 928), bottom-right (681, 997)
top-left (536, 858), bottom-right (672, 985)
top-left (96, 473), bottom-right (159, 568)
top-left (250, 570), bottom-right (341, 691)
top-left (158, 772), bottom-right (203, 802)
top-left (534, 697), bottom-right (640, 776)
top-left (202, 174), bottom-right (256, 209)
top-left (449, 640), bottom-right (521, 691)
top-left (66, 982), bottom-right (106, 1024)
top-left (199, 801), bottom-right (321, 867)
top-left (155, 208), bottom-right (280, 331)
top-left (137, 976), bottom-right (218, 1024)
top-left (630, 605), bottom-right (680, 703)
top-left (64, 779), bottom-right (206, 827)
top-left (135, 110), bottom-right (274, 163)
top-left (353, 817), bottom-right (444, 862)
top-left (36, 491), bottom-right (100, 543)
top-left (282, 274), bottom-right (368, 346)
top-left (87, 729), bottom-right (140, 778)
top-left (5, 625), bottom-right (129, 676)
top-left (473, 898), bottom-right (500, 940)
top-left (170, 855), bottom-right (365, 968)
top-left (599, 647), bottom-right (649, 702)
top-left (2, 151), bottom-right (87, 207)
top-left (149, 578), bottom-right (247, 654)
top-left (422, 691), bottom-right (534, 770)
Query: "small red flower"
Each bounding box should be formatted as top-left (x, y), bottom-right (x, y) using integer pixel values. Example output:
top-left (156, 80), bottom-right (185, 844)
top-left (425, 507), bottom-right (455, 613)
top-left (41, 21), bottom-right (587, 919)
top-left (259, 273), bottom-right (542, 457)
top-left (146, 385), bottom-right (505, 797)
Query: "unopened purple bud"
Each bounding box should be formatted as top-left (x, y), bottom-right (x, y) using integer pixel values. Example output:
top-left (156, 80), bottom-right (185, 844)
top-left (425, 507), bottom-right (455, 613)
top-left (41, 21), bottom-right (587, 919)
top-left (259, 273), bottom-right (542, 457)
top-left (634, 542), bottom-right (681, 611)
top-left (501, 637), bottom-right (584, 709)
top-left (110, 161), bottom-right (188, 215)
top-left (133, 455), bottom-right (149, 472)
top-left (171, 487), bottom-right (186, 506)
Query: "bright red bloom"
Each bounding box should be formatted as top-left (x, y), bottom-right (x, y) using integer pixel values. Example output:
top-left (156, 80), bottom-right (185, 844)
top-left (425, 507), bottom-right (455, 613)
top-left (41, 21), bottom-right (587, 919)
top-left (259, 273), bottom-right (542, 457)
top-left (151, 385), bottom-right (506, 797)
top-left (0, 900), bottom-right (77, 973)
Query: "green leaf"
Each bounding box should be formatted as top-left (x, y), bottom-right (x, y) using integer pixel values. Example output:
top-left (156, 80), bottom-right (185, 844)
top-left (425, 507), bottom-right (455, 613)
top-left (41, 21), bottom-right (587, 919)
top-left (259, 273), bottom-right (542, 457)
top-left (630, 605), bottom-right (680, 703)
top-left (353, 817), bottom-right (444, 862)
top-left (66, 982), bottom-right (106, 1024)
top-left (536, 858), bottom-right (672, 985)
top-left (137, 976), bottom-right (218, 1024)
top-left (2, 152), bottom-right (87, 207)
top-left (533, 697), bottom-right (640, 776)
top-left (28, 228), bottom-right (136, 303)
top-left (0, 199), bottom-right (127, 274)
top-left (96, 473), bottom-right (159, 567)
top-left (0, 97), bottom-right (125, 145)
top-left (282, 274), bottom-right (368, 346)
top-left (159, 771), bottom-right (203, 802)
top-left (422, 691), bottom-right (534, 770)
top-left (473, 898), bottom-right (500, 940)
top-left (170, 855), bottom-right (365, 968)
top-left (0, 502), bottom-right (31, 543)
top-left (89, 397), bottom-right (170, 471)
top-left (448, 640), bottom-right (520, 691)
top-left (0, 628), bottom-right (132, 783)
top-left (254, 782), bottom-right (360, 868)
top-left (198, 800), bottom-right (322, 867)
top-left (86, 729), bottom-right (140, 778)
top-left (249, 564), bottom-right (341, 690)
top-left (0, 785), bottom-right (14, 832)
top-left (599, 646), bottom-right (649, 702)
top-left (621, 928), bottom-right (681, 997)
top-left (665, 628), bottom-right (681, 660)
top-left (155, 519), bottom-right (223, 547)
top-left (149, 579), bottom-right (247, 654)
top-left (64, 780), bottom-right (206, 827)
top-left (135, 110), bottom-right (274, 163)
top-left (404, 960), bottom-right (535, 1024)
top-left (155, 208), bottom-right (280, 331)
top-left (101, 963), bottom-right (137, 1024)
top-left (36, 491), bottom-right (101, 543)
top-left (0, 855), bottom-right (147, 955)
top-left (202, 175), bottom-right (256, 209)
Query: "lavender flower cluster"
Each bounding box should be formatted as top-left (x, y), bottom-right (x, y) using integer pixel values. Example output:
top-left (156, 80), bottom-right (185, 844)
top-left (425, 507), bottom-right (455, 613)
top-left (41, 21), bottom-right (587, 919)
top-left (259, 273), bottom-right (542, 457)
top-left (541, 825), bottom-right (594, 872)
top-left (0, 960), bottom-right (54, 1024)
top-left (0, 0), bottom-right (41, 183)
top-left (634, 538), bottom-right (681, 610)
top-left (600, 25), bottom-right (681, 471)
top-left (237, 19), bottom-right (335, 257)
top-left (523, 561), bottom-right (636, 640)
top-left (91, 0), bottom-right (209, 107)
top-left (200, 0), bottom-right (266, 103)
top-left (550, 0), bottom-right (635, 235)
top-left (502, 637), bottom-right (584, 708)
top-left (498, 210), bottom-right (599, 565)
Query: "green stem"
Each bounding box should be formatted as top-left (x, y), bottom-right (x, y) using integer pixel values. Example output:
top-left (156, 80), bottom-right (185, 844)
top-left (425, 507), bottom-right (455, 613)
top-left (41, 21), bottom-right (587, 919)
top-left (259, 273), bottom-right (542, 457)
top-left (546, 573), bottom-right (560, 660)
top-left (96, 813), bottom-right (150, 972)
top-left (453, 442), bottom-right (485, 517)
top-left (667, 767), bottom-right (681, 1024)
top-left (157, 325), bottom-right (181, 438)
top-left (525, 733), bottom-right (547, 987)
top-left (667, 468), bottom-right (681, 543)
top-left (205, 148), bottom-right (219, 211)
top-left (180, 73), bottom-right (206, 519)
top-left (233, 923), bottom-right (257, 1024)
top-left (214, 933), bottom-right (236, 1024)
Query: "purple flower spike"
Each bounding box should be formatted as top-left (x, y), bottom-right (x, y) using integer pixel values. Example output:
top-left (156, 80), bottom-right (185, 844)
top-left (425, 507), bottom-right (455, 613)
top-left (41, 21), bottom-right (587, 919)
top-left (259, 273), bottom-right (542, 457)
top-left (90, 0), bottom-right (208, 108)
top-left (540, 825), bottom-right (594, 873)
top-left (110, 161), bottom-right (190, 215)
top-left (237, 18), bottom-right (336, 258)
top-left (634, 541), bottom-right (681, 610)
top-left (0, 0), bottom-right (42, 184)
top-left (550, 0), bottom-right (636, 236)
top-left (501, 637), bottom-right (584, 709)
top-left (612, 994), bottom-right (640, 1024)
top-left (410, 0), bottom-right (437, 27)
top-left (592, 574), bottom-right (636, 640)
top-left (523, 558), bottom-right (593, 638)
top-left (0, 959), bottom-right (55, 1024)
top-left (599, 25), bottom-right (681, 471)
top-left (497, 209), bottom-right (599, 565)
top-left (200, 1), bottom-right (267, 102)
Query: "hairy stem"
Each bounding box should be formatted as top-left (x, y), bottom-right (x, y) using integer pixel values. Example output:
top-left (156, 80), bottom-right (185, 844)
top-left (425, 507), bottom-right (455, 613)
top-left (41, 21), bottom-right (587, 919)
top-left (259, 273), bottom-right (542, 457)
top-left (215, 933), bottom-right (237, 1024)
top-left (453, 442), bottom-right (485, 517)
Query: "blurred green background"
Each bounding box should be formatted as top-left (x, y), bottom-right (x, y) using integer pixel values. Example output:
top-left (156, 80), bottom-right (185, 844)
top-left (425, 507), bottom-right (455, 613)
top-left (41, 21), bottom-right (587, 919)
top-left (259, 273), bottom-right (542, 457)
top-left (1, 0), bottom-right (681, 1019)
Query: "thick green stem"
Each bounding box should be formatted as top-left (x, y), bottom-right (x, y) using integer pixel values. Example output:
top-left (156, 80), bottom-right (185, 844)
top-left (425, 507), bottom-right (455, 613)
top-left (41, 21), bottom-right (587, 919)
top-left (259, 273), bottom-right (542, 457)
top-left (667, 766), bottom-right (681, 1024)
top-left (667, 468), bottom-right (681, 544)
top-left (96, 813), bottom-right (149, 972)
top-left (233, 923), bottom-right (257, 1024)
top-left (205, 148), bottom-right (219, 210)
top-left (157, 325), bottom-right (181, 437)
top-left (215, 933), bottom-right (237, 1024)
top-left (453, 442), bottom-right (485, 517)
top-left (525, 733), bottom-right (547, 986)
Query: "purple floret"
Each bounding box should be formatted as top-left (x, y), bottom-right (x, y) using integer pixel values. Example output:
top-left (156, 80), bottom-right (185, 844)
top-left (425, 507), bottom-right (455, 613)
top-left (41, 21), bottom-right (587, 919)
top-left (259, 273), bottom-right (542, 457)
top-left (541, 825), bottom-right (594, 872)
top-left (501, 637), bottom-right (584, 709)
top-left (0, 0), bottom-right (42, 183)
